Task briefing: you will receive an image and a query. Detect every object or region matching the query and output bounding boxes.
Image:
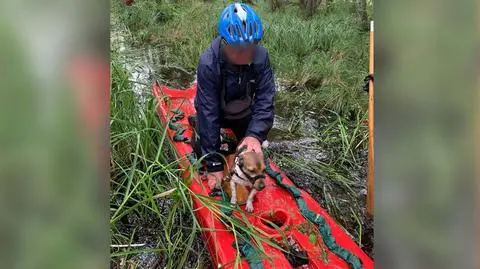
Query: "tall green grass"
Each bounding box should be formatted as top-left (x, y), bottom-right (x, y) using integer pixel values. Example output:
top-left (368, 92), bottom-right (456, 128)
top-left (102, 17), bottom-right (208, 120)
top-left (110, 52), bottom-right (209, 267)
top-left (260, 1), bottom-right (368, 115)
top-left (115, 0), bottom-right (369, 114)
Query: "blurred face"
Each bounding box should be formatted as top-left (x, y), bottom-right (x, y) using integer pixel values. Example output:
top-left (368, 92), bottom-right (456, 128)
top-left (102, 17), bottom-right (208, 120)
top-left (223, 44), bottom-right (256, 65)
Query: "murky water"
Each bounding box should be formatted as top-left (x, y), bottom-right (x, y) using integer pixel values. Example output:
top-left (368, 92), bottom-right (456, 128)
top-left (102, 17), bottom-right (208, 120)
top-left (111, 16), bottom-right (155, 105)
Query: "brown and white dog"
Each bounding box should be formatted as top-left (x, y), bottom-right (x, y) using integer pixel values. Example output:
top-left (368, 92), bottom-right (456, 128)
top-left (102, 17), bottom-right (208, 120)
top-left (222, 151), bottom-right (266, 212)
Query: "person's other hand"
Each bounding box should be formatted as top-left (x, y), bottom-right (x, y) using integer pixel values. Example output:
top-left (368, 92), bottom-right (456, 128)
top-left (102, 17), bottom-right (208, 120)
top-left (207, 171), bottom-right (224, 189)
top-left (238, 136), bottom-right (262, 156)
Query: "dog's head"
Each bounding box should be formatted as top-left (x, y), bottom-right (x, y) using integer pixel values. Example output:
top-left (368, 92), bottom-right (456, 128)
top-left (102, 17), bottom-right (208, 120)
top-left (237, 151), bottom-right (266, 191)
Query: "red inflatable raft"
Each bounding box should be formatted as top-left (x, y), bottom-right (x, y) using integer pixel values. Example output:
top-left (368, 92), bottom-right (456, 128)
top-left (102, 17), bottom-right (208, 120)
top-left (152, 82), bottom-right (373, 269)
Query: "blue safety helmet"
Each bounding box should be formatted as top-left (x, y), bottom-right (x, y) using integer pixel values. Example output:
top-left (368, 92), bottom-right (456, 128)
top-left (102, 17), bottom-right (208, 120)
top-left (218, 3), bottom-right (263, 46)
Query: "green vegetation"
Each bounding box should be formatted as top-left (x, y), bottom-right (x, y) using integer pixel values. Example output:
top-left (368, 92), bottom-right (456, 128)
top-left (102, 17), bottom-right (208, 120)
top-left (116, 0), bottom-right (368, 114)
top-left (111, 0), bottom-right (373, 267)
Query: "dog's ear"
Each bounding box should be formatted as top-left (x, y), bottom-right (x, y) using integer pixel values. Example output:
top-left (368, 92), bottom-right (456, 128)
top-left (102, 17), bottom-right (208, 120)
top-left (236, 144), bottom-right (247, 156)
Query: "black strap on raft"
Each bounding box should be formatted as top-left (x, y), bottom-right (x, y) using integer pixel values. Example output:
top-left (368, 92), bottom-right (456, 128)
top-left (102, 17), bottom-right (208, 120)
top-left (283, 248), bottom-right (309, 267)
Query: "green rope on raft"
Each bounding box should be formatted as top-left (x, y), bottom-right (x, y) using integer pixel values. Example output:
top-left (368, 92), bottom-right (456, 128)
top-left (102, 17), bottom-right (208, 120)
top-left (186, 152), bottom-right (198, 166)
top-left (168, 109), bottom-right (191, 143)
top-left (263, 151), bottom-right (364, 269)
top-left (236, 238), bottom-right (263, 269)
top-left (167, 109), bottom-right (264, 269)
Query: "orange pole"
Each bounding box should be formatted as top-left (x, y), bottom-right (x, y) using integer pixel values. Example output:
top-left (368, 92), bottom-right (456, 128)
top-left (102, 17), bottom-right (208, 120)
top-left (367, 21), bottom-right (374, 216)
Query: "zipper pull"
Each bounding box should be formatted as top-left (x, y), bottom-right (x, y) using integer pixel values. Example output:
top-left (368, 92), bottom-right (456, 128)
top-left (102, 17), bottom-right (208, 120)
top-left (238, 75), bottom-right (241, 85)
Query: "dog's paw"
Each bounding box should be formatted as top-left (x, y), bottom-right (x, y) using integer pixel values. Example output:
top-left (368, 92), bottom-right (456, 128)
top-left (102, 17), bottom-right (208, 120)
top-left (245, 202), bottom-right (254, 212)
top-left (230, 197), bottom-right (237, 205)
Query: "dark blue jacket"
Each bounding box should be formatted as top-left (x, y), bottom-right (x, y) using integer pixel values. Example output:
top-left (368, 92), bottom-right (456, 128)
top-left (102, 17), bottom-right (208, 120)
top-left (194, 37), bottom-right (275, 172)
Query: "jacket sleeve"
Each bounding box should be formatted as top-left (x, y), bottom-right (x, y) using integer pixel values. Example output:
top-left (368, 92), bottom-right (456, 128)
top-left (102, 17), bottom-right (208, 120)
top-left (246, 52), bottom-right (275, 143)
top-left (196, 62), bottom-right (224, 172)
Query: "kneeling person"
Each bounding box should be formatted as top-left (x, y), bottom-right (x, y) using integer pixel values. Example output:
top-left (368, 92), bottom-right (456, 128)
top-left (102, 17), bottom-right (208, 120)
top-left (194, 3), bottom-right (275, 189)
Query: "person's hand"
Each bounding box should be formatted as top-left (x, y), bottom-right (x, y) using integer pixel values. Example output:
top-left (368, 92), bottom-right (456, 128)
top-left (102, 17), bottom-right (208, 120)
top-left (207, 171), bottom-right (224, 189)
top-left (238, 136), bottom-right (262, 156)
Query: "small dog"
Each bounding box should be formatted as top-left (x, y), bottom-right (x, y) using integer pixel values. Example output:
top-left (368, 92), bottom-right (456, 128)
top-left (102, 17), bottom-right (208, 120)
top-left (222, 151), bottom-right (266, 212)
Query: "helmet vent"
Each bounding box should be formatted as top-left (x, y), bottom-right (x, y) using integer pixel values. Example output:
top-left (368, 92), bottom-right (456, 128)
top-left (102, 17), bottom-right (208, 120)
top-left (236, 25), bottom-right (242, 37)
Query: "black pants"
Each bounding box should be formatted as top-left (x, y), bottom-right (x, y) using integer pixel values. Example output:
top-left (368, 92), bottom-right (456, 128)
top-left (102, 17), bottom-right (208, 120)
top-left (192, 115), bottom-right (251, 158)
